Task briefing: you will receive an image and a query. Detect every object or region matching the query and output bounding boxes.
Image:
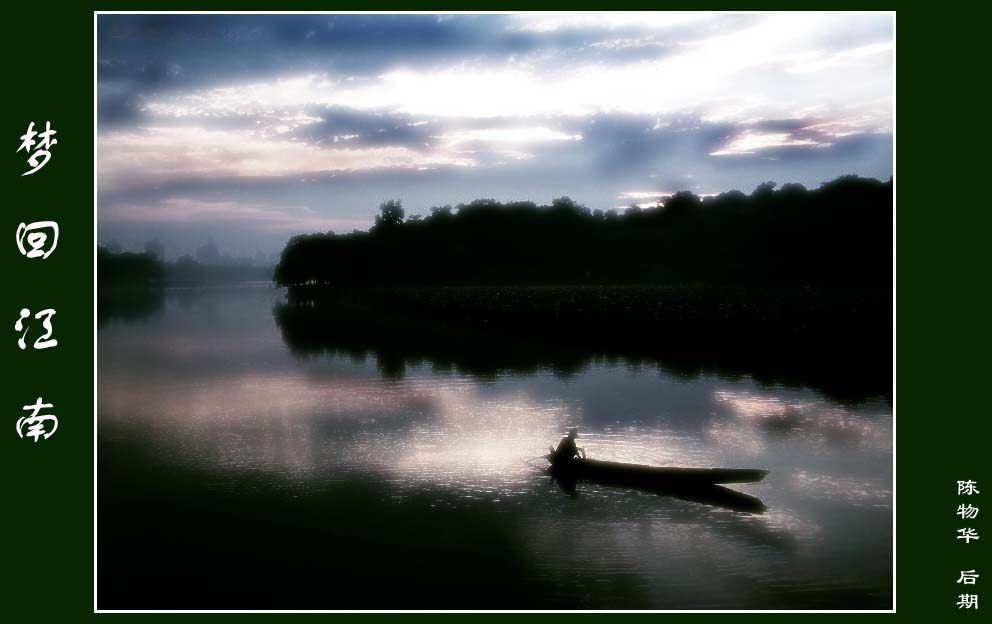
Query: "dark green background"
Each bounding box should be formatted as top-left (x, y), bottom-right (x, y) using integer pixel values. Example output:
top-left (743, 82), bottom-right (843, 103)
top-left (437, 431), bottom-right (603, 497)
top-left (3, 3), bottom-right (985, 619)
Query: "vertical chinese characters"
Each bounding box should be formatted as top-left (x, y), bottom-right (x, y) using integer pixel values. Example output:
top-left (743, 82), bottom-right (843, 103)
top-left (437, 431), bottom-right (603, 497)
top-left (955, 480), bottom-right (981, 610)
top-left (16, 221), bottom-right (59, 259)
top-left (16, 397), bottom-right (58, 442)
top-left (14, 121), bottom-right (62, 443)
top-left (17, 121), bottom-right (58, 176)
top-left (14, 307), bottom-right (58, 350)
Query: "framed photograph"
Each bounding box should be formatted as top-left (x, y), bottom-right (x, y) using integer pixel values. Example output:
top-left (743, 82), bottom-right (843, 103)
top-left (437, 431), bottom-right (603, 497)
top-left (14, 6), bottom-right (965, 620)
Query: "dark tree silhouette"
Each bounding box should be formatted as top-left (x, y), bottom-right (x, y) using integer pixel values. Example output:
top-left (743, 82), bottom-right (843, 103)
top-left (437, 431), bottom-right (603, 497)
top-left (372, 199), bottom-right (405, 232)
top-left (98, 246), bottom-right (162, 285)
top-left (274, 175), bottom-right (892, 290)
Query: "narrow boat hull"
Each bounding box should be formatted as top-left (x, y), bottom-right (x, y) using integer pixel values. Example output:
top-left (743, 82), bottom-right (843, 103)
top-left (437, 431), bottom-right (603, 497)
top-left (546, 458), bottom-right (769, 513)
top-left (552, 458), bottom-right (768, 487)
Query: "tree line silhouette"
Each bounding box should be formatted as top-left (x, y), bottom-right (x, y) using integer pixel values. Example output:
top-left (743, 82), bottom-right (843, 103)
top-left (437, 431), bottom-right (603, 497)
top-left (274, 175), bottom-right (892, 289)
top-left (98, 246), bottom-right (273, 286)
top-left (98, 246), bottom-right (163, 284)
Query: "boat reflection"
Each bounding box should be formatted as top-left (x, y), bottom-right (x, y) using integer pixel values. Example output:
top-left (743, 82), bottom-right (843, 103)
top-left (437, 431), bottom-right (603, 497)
top-left (547, 468), bottom-right (768, 514)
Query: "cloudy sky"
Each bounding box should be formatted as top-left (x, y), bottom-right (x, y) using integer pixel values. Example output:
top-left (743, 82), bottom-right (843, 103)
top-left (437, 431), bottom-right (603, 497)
top-left (97, 12), bottom-right (893, 261)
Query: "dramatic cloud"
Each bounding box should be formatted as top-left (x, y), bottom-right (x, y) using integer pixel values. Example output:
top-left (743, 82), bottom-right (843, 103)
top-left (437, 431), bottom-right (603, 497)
top-left (97, 12), bottom-right (893, 259)
top-left (102, 196), bottom-right (365, 232)
top-left (98, 126), bottom-right (476, 187)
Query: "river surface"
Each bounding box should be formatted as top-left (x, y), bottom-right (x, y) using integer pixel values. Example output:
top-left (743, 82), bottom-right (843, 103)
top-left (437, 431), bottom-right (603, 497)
top-left (97, 284), bottom-right (892, 610)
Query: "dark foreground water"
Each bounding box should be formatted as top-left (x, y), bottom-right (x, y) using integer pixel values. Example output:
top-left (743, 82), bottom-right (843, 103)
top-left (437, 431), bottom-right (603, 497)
top-left (97, 284), bottom-right (892, 610)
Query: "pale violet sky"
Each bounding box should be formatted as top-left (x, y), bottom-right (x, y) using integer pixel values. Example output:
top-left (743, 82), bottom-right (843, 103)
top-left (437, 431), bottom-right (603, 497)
top-left (97, 12), bottom-right (893, 261)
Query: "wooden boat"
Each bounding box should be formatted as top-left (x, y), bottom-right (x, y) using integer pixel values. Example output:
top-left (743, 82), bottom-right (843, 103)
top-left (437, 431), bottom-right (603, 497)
top-left (546, 456), bottom-right (769, 513)
top-left (548, 457), bottom-right (768, 487)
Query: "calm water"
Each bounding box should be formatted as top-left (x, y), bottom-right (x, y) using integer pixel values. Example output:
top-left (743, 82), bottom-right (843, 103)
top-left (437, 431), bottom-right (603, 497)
top-left (97, 284), bottom-right (892, 610)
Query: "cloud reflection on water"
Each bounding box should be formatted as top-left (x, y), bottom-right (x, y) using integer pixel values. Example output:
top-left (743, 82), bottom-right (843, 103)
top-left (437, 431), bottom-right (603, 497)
top-left (98, 285), bottom-right (892, 609)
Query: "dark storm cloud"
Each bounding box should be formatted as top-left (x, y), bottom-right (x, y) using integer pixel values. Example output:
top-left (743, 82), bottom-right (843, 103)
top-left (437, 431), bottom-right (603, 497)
top-left (98, 87), bottom-right (144, 127)
top-left (99, 14), bottom-right (558, 89)
top-left (95, 14), bottom-right (628, 131)
top-left (96, 12), bottom-right (740, 100)
top-left (98, 58), bottom-right (184, 86)
top-left (290, 106), bottom-right (435, 149)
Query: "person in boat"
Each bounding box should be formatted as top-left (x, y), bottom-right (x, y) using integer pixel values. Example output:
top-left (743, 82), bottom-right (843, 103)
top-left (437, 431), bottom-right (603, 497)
top-left (550, 427), bottom-right (586, 465)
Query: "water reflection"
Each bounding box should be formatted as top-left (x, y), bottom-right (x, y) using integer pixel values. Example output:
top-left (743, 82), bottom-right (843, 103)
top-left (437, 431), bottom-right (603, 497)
top-left (98, 285), bottom-right (892, 609)
top-left (548, 472), bottom-right (769, 514)
top-left (274, 288), bottom-right (892, 403)
top-left (97, 285), bottom-right (164, 327)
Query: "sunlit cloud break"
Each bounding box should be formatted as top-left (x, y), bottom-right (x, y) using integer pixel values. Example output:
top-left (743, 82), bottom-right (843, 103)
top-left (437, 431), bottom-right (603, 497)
top-left (102, 196), bottom-right (367, 233)
top-left (710, 131), bottom-right (828, 156)
top-left (98, 126), bottom-right (477, 186)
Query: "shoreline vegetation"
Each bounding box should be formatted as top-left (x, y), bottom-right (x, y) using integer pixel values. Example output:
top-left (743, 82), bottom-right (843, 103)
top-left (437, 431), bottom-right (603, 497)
top-left (97, 246), bottom-right (273, 325)
top-left (274, 176), bottom-right (890, 289)
top-left (99, 175), bottom-right (892, 401)
top-left (273, 175), bottom-right (892, 401)
top-left (274, 284), bottom-right (891, 402)
top-left (97, 246), bottom-right (273, 287)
